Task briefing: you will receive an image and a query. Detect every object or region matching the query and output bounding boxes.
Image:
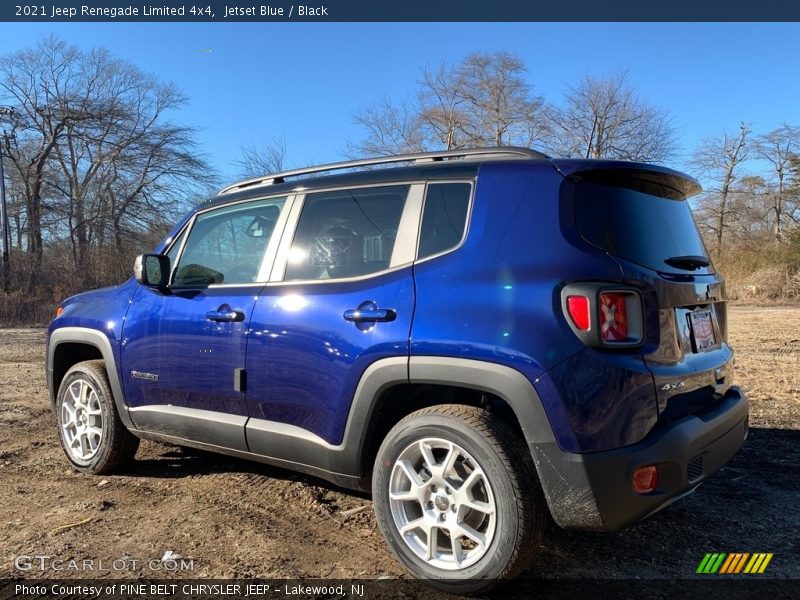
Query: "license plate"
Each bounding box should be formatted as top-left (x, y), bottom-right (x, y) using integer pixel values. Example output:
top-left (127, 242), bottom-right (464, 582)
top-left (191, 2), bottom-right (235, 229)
top-left (689, 310), bottom-right (716, 352)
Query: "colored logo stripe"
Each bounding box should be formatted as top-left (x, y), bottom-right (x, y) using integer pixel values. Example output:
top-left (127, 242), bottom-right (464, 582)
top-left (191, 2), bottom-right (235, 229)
top-left (720, 553), bottom-right (749, 573)
top-left (697, 553), bottom-right (726, 573)
top-left (744, 553), bottom-right (773, 574)
top-left (697, 552), bottom-right (773, 574)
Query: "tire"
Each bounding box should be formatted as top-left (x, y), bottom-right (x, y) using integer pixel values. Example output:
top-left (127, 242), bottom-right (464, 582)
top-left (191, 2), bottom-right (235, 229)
top-left (55, 360), bottom-right (139, 474)
top-left (372, 405), bottom-right (546, 593)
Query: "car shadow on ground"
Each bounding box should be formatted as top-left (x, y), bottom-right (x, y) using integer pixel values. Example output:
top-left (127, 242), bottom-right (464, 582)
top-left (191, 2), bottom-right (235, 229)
top-left (125, 444), bottom-right (370, 497)
top-left (123, 426), bottom-right (799, 581)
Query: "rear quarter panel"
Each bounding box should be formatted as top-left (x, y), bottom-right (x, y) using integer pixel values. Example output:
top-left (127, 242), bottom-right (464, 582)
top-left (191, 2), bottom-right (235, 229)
top-left (410, 162), bottom-right (630, 452)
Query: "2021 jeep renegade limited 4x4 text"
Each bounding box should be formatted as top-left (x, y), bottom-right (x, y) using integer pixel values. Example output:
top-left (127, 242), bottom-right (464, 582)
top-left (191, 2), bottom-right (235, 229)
top-left (46, 147), bottom-right (748, 591)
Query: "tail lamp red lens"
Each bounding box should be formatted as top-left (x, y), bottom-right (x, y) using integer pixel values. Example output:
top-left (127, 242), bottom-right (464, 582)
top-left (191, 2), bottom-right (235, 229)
top-left (632, 465), bottom-right (659, 494)
top-left (599, 292), bottom-right (628, 342)
top-left (566, 295), bottom-right (591, 331)
top-left (561, 285), bottom-right (643, 347)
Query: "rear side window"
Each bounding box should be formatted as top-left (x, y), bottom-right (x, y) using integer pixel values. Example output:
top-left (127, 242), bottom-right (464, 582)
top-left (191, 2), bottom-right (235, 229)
top-left (573, 178), bottom-right (713, 275)
top-left (285, 185), bottom-right (409, 281)
top-left (418, 183), bottom-right (471, 260)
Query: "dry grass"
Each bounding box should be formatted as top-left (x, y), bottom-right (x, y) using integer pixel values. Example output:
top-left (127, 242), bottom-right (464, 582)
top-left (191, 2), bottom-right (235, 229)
top-left (727, 306), bottom-right (800, 428)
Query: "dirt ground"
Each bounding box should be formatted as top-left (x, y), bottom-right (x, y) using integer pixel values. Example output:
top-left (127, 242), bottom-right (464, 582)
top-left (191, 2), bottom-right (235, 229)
top-left (0, 306), bottom-right (798, 587)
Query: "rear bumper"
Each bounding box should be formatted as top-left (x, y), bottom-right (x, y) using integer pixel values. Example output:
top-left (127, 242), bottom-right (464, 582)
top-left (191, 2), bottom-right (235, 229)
top-left (530, 385), bottom-right (748, 531)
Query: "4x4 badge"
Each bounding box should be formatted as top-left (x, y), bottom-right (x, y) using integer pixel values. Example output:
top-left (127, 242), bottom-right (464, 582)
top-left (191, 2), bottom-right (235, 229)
top-left (661, 381), bottom-right (685, 391)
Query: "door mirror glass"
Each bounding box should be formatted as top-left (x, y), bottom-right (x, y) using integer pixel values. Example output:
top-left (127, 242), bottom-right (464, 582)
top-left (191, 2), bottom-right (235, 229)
top-left (134, 254), bottom-right (170, 288)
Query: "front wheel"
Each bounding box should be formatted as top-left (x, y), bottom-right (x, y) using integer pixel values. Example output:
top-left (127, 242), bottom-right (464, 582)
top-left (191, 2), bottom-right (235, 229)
top-left (56, 360), bottom-right (139, 474)
top-left (372, 405), bottom-right (546, 593)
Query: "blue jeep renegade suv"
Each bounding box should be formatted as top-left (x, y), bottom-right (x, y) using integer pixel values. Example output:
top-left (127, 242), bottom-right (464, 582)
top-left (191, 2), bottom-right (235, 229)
top-left (46, 147), bottom-right (748, 591)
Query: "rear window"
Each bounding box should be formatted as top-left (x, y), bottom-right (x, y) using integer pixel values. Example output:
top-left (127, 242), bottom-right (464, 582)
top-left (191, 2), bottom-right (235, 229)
top-left (573, 178), bottom-right (713, 275)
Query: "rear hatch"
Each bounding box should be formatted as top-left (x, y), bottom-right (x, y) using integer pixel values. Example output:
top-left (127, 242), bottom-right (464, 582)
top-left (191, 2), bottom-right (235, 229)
top-left (559, 162), bottom-right (734, 423)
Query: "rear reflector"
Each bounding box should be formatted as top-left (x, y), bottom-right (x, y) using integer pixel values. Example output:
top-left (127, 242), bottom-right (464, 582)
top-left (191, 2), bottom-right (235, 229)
top-left (566, 295), bottom-right (590, 331)
top-left (632, 465), bottom-right (659, 494)
top-left (599, 292), bottom-right (628, 341)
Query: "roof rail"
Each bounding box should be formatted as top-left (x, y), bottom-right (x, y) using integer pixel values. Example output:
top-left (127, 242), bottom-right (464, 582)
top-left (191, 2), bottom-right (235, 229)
top-left (218, 146), bottom-right (548, 195)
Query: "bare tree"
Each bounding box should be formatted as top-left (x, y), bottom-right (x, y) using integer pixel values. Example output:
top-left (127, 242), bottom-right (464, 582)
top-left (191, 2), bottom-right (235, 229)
top-left (417, 62), bottom-right (469, 150)
top-left (725, 175), bottom-right (773, 245)
top-left (346, 96), bottom-right (425, 158)
top-left (237, 136), bottom-right (287, 177)
top-left (455, 52), bottom-right (548, 148)
top-left (103, 117), bottom-right (213, 249)
top-left (691, 123), bottom-right (750, 255)
top-left (549, 71), bottom-right (674, 162)
top-left (0, 36), bottom-right (214, 292)
top-left (754, 124), bottom-right (800, 242)
top-left (349, 52), bottom-right (549, 156)
top-left (0, 37), bottom-right (85, 288)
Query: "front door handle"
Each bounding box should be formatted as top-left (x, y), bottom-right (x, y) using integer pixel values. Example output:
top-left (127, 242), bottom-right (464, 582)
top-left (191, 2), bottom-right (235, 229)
top-left (343, 301), bottom-right (396, 323)
top-left (205, 304), bottom-right (245, 322)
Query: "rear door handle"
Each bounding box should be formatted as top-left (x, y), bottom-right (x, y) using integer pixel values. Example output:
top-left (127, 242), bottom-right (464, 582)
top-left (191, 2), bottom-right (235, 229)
top-left (205, 305), bottom-right (245, 322)
top-left (343, 301), bottom-right (396, 323)
top-left (343, 308), bottom-right (396, 322)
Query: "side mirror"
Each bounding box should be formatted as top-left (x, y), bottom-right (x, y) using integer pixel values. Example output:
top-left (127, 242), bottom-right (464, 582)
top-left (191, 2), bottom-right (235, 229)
top-left (134, 254), bottom-right (170, 288)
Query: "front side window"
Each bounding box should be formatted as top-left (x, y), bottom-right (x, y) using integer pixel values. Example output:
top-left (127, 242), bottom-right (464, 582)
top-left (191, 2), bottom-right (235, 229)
top-left (285, 185), bottom-right (409, 281)
top-left (165, 227), bottom-right (187, 267)
top-left (173, 197), bottom-right (286, 287)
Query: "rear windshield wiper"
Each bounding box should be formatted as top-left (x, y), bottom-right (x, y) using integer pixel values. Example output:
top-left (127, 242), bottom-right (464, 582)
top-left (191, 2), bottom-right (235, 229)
top-left (664, 255), bottom-right (711, 270)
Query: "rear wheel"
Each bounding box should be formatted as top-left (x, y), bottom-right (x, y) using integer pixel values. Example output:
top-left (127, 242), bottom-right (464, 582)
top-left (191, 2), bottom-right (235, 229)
top-left (56, 360), bottom-right (139, 474)
top-left (372, 405), bottom-right (546, 593)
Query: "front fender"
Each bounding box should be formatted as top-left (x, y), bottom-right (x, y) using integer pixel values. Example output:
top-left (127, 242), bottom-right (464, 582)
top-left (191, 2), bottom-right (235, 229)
top-left (47, 327), bottom-right (134, 429)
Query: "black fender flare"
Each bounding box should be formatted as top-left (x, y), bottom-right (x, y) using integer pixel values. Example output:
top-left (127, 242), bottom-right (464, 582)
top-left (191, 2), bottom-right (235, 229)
top-left (244, 356), bottom-right (557, 490)
top-left (406, 356), bottom-right (557, 445)
top-left (47, 327), bottom-right (135, 429)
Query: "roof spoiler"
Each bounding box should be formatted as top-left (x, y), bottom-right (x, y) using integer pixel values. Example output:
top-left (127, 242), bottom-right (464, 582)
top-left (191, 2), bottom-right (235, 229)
top-left (552, 161), bottom-right (702, 200)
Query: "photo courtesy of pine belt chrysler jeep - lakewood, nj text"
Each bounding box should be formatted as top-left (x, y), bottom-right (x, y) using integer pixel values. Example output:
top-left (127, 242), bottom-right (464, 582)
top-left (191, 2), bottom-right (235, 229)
top-left (46, 147), bottom-right (749, 592)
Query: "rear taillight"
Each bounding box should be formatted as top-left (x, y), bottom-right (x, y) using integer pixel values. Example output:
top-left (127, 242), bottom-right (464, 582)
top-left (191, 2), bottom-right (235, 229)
top-left (561, 284), bottom-right (643, 348)
top-left (566, 296), bottom-right (590, 331)
top-left (599, 292), bottom-right (629, 342)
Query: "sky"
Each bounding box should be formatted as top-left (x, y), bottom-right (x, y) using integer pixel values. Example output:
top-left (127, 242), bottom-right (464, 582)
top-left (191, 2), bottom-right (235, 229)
top-left (0, 22), bottom-right (798, 184)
